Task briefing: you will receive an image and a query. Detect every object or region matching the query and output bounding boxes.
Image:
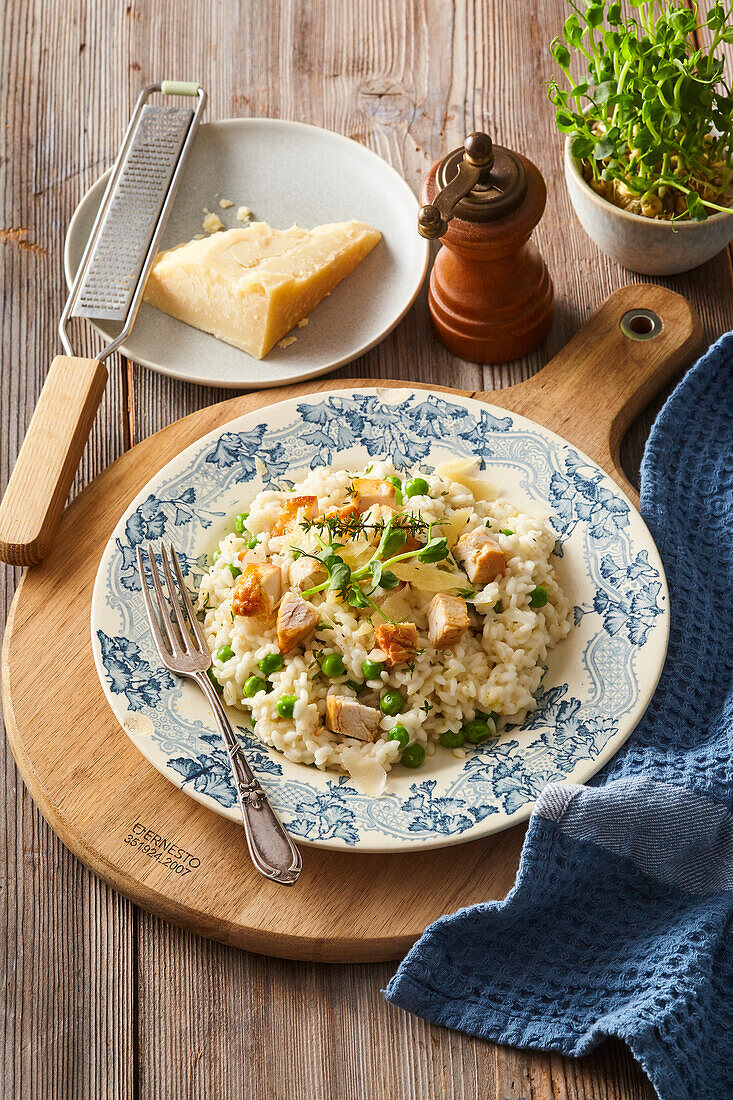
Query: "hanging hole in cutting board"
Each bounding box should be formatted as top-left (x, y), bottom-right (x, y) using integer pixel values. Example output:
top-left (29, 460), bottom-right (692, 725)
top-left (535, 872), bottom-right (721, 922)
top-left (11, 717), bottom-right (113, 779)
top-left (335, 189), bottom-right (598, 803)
top-left (620, 309), bottom-right (663, 340)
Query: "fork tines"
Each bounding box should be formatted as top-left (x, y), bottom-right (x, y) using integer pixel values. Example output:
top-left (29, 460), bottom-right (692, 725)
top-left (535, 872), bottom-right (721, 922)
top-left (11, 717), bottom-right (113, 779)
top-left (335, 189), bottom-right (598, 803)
top-left (137, 542), bottom-right (208, 670)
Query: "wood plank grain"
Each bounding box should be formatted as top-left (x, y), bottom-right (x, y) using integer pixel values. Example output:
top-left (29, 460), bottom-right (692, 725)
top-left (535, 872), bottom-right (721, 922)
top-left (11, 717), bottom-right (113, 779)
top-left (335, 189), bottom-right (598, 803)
top-left (0, 0), bottom-right (135, 1096)
top-left (4, 0), bottom-right (732, 1098)
top-left (136, 928), bottom-right (501, 1100)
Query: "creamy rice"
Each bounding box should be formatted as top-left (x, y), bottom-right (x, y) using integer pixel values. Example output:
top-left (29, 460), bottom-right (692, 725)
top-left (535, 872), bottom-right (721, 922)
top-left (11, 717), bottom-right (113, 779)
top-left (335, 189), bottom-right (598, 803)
top-left (197, 459), bottom-right (572, 795)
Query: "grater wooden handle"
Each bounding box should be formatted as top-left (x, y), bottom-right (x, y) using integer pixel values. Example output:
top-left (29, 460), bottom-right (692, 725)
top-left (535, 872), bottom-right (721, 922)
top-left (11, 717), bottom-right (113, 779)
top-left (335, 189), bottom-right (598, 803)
top-left (0, 355), bottom-right (108, 566)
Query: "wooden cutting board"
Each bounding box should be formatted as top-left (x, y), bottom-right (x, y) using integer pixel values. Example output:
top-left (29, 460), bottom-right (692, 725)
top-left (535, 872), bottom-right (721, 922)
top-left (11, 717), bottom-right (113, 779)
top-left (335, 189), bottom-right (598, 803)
top-left (1, 285), bottom-right (701, 962)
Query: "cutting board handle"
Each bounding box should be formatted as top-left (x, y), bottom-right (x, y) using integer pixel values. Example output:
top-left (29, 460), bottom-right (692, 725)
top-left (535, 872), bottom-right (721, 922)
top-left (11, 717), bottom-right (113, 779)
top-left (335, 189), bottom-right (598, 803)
top-left (481, 283), bottom-right (703, 502)
top-left (0, 356), bottom-right (108, 566)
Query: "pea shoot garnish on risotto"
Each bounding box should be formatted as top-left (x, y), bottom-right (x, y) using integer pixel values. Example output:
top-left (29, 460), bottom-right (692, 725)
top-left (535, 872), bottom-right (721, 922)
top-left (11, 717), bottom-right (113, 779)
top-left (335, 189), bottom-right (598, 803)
top-left (196, 460), bottom-right (572, 797)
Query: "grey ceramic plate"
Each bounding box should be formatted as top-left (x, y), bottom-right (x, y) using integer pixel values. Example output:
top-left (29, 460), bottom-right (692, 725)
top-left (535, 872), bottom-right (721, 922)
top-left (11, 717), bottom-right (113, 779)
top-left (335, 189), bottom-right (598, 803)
top-left (64, 118), bottom-right (429, 389)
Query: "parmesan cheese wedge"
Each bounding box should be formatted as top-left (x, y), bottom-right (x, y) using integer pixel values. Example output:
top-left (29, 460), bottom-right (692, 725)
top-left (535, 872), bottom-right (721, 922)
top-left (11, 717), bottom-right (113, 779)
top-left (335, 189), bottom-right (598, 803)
top-left (143, 221), bottom-right (381, 359)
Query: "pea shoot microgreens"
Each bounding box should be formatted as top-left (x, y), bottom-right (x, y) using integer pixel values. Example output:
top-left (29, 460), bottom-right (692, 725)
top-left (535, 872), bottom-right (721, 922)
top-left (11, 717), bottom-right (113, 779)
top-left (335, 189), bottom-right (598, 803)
top-left (549, 1), bottom-right (733, 220)
top-left (292, 514), bottom-right (450, 622)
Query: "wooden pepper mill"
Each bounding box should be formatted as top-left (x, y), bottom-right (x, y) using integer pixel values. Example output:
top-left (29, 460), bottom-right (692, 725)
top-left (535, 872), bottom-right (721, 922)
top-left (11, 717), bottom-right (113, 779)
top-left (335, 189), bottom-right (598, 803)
top-left (418, 131), bottom-right (554, 363)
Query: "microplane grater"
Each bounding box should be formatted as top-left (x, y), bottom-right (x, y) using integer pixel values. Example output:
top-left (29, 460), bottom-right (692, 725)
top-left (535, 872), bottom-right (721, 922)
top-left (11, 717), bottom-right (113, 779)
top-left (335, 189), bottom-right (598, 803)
top-left (60, 81), bottom-right (207, 354)
top-left (0, 81), bottom-right (207, 569)
top-left (73, 106), bottom-right (195, 320)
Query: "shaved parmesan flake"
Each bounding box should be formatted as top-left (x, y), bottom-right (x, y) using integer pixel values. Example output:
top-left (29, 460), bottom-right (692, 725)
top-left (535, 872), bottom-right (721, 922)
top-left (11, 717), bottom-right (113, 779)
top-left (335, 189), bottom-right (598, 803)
top-left (339, 541), bottom-right (374, 571)
top-left (437, 459), bottom-right (497, 502)
top-left (440, 507), bottom-right (473, 546)
top-left (391, 560), bottom-right (468, 594)
top-left (339, 746), bottom-right (388, 797)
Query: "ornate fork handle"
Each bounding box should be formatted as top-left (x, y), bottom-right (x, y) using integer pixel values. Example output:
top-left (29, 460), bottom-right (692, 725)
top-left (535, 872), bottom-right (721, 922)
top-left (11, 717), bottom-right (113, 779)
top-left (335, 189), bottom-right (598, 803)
top-left (196, 673), bottom-right (302, 885)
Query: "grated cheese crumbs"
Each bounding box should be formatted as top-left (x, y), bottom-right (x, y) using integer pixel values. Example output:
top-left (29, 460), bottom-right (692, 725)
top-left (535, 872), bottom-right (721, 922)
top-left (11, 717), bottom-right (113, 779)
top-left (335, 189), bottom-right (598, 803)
top-left (297, 317), bottom-right (309, 328)
top-left (218, 198), bottom-right (234, 209)
top-left (278, 335), bottom-right (297, 349)
top-left (202, 211), bottom-right (224, 233)
top-left (236, 206), bottom-right (252, 222)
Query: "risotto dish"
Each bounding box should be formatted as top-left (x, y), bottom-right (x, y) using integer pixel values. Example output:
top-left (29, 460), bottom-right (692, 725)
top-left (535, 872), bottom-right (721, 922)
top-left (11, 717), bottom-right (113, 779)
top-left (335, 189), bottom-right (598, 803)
top-left (197, 460), bottom-right (573, 796)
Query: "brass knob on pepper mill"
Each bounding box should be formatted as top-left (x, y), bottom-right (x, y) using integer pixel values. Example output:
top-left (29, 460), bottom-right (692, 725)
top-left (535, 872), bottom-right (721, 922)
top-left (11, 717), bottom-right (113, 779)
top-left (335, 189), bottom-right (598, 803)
top-left (418, 131), bottom-right (554, 363)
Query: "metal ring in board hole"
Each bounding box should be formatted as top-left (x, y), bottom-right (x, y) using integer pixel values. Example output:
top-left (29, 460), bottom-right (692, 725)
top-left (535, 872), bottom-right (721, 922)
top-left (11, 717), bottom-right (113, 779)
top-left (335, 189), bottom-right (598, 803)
top-left (619, 309), bottom-right (663, 341)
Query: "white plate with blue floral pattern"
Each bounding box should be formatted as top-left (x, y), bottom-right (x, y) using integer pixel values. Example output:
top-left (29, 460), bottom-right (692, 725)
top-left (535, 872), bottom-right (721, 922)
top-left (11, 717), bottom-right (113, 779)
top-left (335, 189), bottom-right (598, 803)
top-left (91, 388), bottom-right (669, 852)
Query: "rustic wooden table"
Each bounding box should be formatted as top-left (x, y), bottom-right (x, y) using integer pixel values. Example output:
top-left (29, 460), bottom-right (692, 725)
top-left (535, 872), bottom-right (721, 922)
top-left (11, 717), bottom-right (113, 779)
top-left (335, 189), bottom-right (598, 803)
top-left (2, 2), bottom-right (730, 1097)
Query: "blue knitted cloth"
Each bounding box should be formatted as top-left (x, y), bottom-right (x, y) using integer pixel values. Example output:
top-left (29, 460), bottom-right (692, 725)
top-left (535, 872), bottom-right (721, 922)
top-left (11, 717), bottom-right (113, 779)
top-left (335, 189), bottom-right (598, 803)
top-left (385, 334), bottom-right (733, 1100)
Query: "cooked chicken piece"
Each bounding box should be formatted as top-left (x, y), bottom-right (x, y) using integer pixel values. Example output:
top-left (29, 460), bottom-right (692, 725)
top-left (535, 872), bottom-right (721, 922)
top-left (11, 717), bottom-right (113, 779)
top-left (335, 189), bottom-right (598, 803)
top-left (276, 590), bottom-right (318, 652)
top-left (374, 622), bottom-right (418, 667)
top-left (271, 495), bottom-right (318, 538)
top-left (232, 563), bottom-right (282, 619)
top-left (453, 527), bottom-right (506, 585)
top-left (322, 503), bottom-right (359, 525)
top-left (351, 477), bottom-right (396, 513)
top-left (288, 554), bottom-right (326, 591)
top-left (326, 695), bottom-right (381, 742)
top-left (427, 594), bottom-right (470, 648)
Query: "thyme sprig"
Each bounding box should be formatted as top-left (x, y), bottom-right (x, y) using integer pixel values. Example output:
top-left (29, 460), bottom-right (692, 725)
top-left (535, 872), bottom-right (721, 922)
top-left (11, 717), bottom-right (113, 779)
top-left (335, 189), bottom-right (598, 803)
top-left (548, 0), bottom-right (733, 220)
top-left (299, 511), bottom-right (434, 542)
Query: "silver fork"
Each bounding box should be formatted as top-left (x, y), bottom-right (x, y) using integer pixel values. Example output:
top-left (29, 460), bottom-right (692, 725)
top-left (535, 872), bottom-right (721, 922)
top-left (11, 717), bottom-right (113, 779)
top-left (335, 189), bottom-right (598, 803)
top-left (137, 541), bottom-right (302, 886)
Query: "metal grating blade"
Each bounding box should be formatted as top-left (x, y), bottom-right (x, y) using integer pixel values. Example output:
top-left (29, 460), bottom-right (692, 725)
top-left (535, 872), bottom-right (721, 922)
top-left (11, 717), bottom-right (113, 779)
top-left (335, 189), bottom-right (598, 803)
top-left (72, 104), bottom-right (194, 321)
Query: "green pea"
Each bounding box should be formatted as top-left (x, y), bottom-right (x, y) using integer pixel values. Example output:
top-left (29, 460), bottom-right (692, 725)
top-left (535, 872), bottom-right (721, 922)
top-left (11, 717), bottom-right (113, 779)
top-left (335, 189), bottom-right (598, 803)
top-left (321, 653), bottom-right (346, 678)
top-left (440, 729), bottom-right (465, 748)
top-left (463, 718), bottom-right (494, 744)
top-left (380, 689), bottom-right (405, 716)
top-left (401, 743), bottom-right (426, 767)
top-left (212, 548), bottom-right (221, 563)
top-left (243, 675), bottom-right (266, 698)
top-left (234, 513), bottom-right (249, 534)
top-left (475, 709), bottom-right (500, 724)
top-left (226, 563), bottom-right (242, 580)
top-left (248, 536), bottom-right (258, 549)
top-left (386, 475), bottom-right (404, 504)
top-left (362, 658), bottom-right (386, 680)
top-left (207, 668), bottom-right (222, 691)
top-left (388, 724), bottom-right (410, 749)
top-left (276, 694), bottom-right (297, 719)
top-left (404, 476), bottom-right (429, 499)
top-left (259, 652), bottom-right (284, 675)
top-left (529, 585), bottom-right (548, 608)
top-left (216, 645), bottom-right (234, 663)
